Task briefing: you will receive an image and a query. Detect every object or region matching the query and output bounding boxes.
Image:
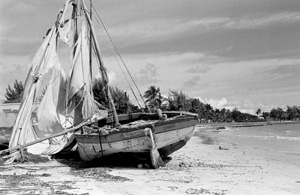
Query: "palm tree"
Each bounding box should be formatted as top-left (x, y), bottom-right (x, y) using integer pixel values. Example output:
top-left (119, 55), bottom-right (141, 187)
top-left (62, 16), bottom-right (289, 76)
top-left (143, 85), bottom-right (162, 108)
top-left (167, 90), bottom-right (190, 111)
top-left (256, 108), bottom-right (261, 116)
top-left (4, 80), bottom-right (24, 103)
top-left (92, 79), bottom-right (133, 114)
top-left (92, 78), bottom-right (108, 108)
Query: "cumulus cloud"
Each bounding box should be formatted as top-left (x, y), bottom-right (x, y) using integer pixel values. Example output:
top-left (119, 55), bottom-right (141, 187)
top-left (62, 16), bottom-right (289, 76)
top-left (205, 98), bottom-right (231, 110)
top-left (202, 98), bottom-right (281, 114)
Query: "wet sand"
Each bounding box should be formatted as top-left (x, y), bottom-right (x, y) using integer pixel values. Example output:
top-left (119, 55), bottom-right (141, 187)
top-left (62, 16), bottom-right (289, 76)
top-left (0, 126), bottom-right (300, 195)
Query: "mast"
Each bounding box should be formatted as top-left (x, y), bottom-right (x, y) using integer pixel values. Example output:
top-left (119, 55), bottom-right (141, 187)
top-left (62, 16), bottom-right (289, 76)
top-left (89, 0), bottom-right (93, 78)
top-left (81, 0), bottom-right (119, 126)
top-left (72, 0), bottom-right (79, 57)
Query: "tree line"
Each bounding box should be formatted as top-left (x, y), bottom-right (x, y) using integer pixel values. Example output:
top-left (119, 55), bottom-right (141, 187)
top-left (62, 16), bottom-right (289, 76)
top-left (4, 80), bottom-right (300, 123)
top-left (259, 106), bottom-right (300, 121)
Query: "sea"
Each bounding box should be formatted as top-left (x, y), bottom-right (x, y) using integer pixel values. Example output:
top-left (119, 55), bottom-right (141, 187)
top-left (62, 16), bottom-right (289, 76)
top-left (196, 123), bottom-right (300, 156)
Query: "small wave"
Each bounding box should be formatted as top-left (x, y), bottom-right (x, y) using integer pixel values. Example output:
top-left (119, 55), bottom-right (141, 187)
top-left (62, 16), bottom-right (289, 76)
top-left (274, 136), bottom-right (300, 141)
top-left (235, 135), bottom-right (300, 141)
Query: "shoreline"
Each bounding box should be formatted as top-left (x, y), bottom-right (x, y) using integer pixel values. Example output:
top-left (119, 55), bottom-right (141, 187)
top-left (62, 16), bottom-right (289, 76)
top-left (197, 120), bottom-right (300, 129)
top-left (0, 126), bottom-right (299, 194)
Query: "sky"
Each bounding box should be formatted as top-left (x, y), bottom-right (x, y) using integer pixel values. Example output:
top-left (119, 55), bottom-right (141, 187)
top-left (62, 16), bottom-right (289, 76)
top-left (0, 0), bottom-right (300, 114)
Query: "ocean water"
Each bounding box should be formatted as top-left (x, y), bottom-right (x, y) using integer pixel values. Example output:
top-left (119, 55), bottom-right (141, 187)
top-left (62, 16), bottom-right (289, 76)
top-left (197, 123), bottom-right (300, 156)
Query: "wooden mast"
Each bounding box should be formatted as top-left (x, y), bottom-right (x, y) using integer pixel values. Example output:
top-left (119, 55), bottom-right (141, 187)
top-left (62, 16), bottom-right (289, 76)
top-left (89, 0), bottom-right (93, 79)
top-left (71, 0), bottom-right (78, 57)
top-left (81, 0), bottom-right (119, 126)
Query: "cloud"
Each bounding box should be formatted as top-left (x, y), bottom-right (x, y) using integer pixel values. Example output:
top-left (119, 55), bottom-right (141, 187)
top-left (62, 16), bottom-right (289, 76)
top-left (183, 75), bottom-right (201, 88)
top-left (187, 65), bottom-right (211, 74)
top-left (0, 38), bottom-right (41, 56)
top-left (202, 98), bottom-right (278, 114)
top-left (0, 1), bottom-right (35, 33)
top-left (195, 12), bottom-right (300, 30)
top-left (6, 1), bottom-right (35, 14)
top-left (262, 64), bottom-right (300, 79)
top-left (96, 71), bottom-right (117, 83)
top-left (0, 62), bottom-right (28, 99)
top-left (106, 12), bottom-right (300, 48)
top-left (134, 63), bottom-right (159, 85)
top-left (205, 98), bottom-right (231, 110)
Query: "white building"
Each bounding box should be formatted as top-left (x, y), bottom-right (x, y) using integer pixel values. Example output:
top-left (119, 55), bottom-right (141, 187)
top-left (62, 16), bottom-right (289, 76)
top-left (0, 102), bottom-right (20, 127)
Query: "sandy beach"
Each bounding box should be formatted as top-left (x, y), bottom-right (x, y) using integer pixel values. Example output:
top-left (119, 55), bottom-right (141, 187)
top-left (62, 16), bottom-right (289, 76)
top-left (0, 125), bottom-right (300, 195)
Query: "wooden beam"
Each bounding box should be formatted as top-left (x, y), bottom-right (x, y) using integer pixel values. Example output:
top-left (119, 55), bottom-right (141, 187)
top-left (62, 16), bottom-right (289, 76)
top-left (0, 120), bottom-right (88, 155)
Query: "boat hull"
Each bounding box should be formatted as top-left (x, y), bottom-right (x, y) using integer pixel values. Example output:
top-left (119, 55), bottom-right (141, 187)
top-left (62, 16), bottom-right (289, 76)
top-left (75, 112), bottom-right (198, 162)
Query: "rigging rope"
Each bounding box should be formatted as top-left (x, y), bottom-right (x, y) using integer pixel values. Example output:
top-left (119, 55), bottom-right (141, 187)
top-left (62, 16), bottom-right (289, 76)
top-left (91, 6), bottom-right (147, 109)
top-left (91, 31), bottom-right (142, 109)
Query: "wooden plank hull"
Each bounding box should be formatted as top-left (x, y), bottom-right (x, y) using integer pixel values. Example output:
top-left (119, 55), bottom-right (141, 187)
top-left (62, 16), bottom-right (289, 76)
top-left (75, 112), bottom-right (198, 161)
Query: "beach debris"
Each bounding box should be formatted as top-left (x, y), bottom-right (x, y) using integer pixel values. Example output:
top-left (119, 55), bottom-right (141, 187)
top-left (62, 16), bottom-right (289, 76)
top-left (168, 186), bottom-right (178, 190)
top-left (186, 187), bottom-right (226, 195)
top-left (70, 167), bottom-right (132, 182)
top-left (219, 146), bottom-right (229, 150)
top-left (179, 162), bottom-right (188, 168)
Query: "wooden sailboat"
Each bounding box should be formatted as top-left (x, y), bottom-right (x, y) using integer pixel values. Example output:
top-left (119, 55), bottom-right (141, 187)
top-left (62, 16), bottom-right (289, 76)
top-left (76, 112), bottom-right (198, 167)
top-left (3, 0), bottom-right (198, 168)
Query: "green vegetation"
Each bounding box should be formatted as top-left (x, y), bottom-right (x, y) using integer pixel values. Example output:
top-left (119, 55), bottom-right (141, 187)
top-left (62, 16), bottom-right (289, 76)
top-left (92, 78), bottom-right (139, 114)
top-left (267, 106), bottom-right (300, 121)
top-left (4, 80), bottom-right (24, 103)
top-left (4, 81), bottom-right (300, 122)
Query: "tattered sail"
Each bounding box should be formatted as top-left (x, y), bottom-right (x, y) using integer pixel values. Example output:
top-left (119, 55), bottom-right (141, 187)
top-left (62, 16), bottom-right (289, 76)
top-left (21, 26), bottom-right (58, 102)
top-left (2, 0), bottom-right (199, 169)
top-left (57, 0), bottom-right (74, 46)
top-left (6, 0), bottom-right (102, 163)
top-left (35, 57), bottom-right (67, 135)
top-left (67, 20), bottom-right (98, 125)
top-left (9, 26), bottom-right (59, 150)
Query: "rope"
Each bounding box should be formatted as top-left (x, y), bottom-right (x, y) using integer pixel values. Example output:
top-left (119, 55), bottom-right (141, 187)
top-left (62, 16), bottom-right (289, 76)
top-left (89, 30), bottom-right (143, 109)
top-left (98, 130), bottom-right (104, 157)
top-left (91, 6), bottom-right (147, 109)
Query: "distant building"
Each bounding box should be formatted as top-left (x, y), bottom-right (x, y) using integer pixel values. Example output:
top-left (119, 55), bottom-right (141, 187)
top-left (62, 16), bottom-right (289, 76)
top-left (0, 102), bottom-right (20, 127)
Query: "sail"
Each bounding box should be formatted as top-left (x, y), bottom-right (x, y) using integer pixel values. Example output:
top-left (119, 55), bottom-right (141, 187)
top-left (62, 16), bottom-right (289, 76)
top-left (9, 27), bottom-right (59, 149)
top-left (8, 23), bottom-right (74, 157)
top-left (57, 0), bottom-right (74, 46)
top-left (67, 20), bottom-right (98, 124)
top-left (22, 26), bottom-right (58, 101)
top-left (35, 57), bottom-right (67, 136)
top-left (8, 85), bottom-right (39, 148)
top-left (6, 0), bottom-right (108, 164)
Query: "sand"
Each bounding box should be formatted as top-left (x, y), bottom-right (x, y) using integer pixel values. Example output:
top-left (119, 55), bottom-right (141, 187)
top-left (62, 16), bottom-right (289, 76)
top-left (0, 126), bottom-right (300, 195)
